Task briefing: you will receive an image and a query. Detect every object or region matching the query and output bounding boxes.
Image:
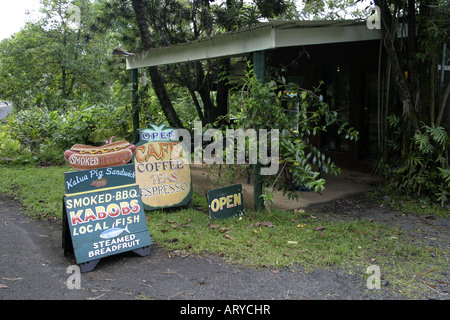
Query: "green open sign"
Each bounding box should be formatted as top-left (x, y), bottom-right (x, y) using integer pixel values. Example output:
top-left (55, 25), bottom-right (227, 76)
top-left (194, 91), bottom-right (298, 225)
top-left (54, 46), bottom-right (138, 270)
top-left (207, 184), bottom-right (244, 220)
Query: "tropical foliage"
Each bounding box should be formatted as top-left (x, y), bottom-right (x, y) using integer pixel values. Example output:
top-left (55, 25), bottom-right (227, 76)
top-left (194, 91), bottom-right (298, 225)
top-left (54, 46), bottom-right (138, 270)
top-left (0, 0), bottom-right (448, 207)
top-left (224, 63), bottom-right (358, 204)
top-left (373, 0), bottom-right (449, 205)
top-left (0, 0), bottom-right (126, 110)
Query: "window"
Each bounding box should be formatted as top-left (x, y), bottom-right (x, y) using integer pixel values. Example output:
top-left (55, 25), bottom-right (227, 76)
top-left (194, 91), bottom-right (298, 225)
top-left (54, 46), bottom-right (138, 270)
top-left (325, 64), bottom-right (350, 152)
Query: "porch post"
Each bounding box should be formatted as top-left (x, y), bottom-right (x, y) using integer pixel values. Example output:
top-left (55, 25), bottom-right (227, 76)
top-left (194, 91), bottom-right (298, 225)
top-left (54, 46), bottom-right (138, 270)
top-left (253, 50), bottom-right (265, 211)
top-left (131, 68), bottom-right (139, 144)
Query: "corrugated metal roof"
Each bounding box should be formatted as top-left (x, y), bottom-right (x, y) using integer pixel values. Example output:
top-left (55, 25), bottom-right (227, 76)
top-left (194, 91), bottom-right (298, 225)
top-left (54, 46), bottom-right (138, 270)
top-left (126, 19), bottom-right (380, 69)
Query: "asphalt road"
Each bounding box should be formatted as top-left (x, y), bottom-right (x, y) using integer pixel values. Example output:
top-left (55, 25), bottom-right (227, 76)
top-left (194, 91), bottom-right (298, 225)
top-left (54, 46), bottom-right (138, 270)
top-left (0, 102), bottom-right (12, 120)
top-left (0, 193), bottom-right (407, 304)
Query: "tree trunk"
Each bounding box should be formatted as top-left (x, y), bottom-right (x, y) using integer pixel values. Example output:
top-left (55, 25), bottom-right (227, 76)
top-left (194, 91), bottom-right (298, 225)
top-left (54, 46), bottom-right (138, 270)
top-left (375, 0), bottom-right (417, 155)
top-left (216, 58), bottom-right (230, 121)
top-left (130, 0), bottom-right (184, 128)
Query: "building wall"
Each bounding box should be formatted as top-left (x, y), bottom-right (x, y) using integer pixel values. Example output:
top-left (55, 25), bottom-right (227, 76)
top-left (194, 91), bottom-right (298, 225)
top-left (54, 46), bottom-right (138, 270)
top-left (267, 40), bottom-right (382, 172)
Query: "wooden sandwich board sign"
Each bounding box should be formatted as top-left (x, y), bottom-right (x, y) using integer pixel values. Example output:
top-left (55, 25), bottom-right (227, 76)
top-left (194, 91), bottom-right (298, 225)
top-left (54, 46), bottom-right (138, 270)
top-left (207, 184), bottom-right (244, 220)
top-left (63, 183), bottom-right (152, 273)
top-left (133, 124), bottom-right (192, 210)
top-left (62, 139), bottom-right (152, 272)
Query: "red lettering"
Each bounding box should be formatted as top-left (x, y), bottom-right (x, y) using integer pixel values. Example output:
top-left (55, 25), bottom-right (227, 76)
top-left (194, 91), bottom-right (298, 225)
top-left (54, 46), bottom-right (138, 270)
top-left (70, 210), bottom-right (83, 225)
top-left (96, 206), bottom-right (107, 219)
top-left (120, 202), bottom-right (131, 215)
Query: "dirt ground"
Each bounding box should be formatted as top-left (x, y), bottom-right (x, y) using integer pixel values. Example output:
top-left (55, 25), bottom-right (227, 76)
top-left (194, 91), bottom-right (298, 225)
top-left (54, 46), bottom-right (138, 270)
top-left (0, 190), bottom-right (448, 304)
top-left (190, 164), bottom-right (378, 210)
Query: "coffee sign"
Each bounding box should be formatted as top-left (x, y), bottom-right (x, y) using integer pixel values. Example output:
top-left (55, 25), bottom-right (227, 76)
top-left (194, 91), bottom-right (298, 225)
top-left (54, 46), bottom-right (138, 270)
top-left (134, 125), bottom-right (192, 210)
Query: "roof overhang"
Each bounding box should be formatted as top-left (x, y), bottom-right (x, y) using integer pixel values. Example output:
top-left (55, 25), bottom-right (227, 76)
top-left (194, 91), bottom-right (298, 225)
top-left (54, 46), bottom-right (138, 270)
top-left (126, 20), bottom-right (382, 69)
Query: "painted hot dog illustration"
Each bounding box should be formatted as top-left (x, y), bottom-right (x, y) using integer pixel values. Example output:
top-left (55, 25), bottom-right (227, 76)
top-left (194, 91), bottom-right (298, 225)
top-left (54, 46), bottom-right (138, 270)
top-left (64, 140), bottom-right (136, 170)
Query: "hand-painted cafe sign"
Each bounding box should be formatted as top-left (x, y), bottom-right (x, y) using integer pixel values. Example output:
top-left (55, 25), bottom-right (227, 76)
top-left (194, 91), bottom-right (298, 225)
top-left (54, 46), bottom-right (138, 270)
top-left (134, 124), bottom-right (192, 210)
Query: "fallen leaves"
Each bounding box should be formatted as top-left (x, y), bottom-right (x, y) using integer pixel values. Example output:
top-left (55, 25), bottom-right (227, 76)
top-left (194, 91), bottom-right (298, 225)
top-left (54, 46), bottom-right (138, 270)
top-left (166, 218), bottom-right (192, 229)
top-left (167, 249), bottom-right (190, 259)
top-left (247, 222), bottom-right (259, 229)
top-left (207, 218), bottom-right (276, 240)
top-left (224, 234), bottom-right (234, 240)
top-left (247, 221), bottom-right (275, 229)
top-left (262, 221), bottom-right (274, 228)
top-left (1, 277), bottom-right (23, 289)
top-left (208, 222), bottom-right (234, 240)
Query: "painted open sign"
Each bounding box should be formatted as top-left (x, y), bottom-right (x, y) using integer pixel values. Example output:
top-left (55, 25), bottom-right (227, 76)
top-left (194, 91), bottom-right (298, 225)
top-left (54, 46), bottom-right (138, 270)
top-left (207, 184), bottom-right (244, 220)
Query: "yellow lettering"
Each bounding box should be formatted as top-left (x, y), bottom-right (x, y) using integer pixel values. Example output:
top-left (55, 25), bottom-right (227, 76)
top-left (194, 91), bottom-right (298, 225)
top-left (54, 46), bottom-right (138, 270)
top-left (226, 195), bottom-right (233, 208)
top-left (234, 193), bottom-right (241, 206)
top-left (219, 196), bottom-right (227, 210)
top-left (211, 198), bottom-right (220, 212)
top-left (210, 193), bottom-right (242, 212)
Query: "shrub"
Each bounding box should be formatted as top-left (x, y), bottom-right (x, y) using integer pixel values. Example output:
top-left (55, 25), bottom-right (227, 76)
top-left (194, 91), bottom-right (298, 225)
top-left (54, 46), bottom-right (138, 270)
top-left (0, 123), bottom-right (22, 158)
top-left (375, 116), bottom-right (449, 206)
top-left (2, 103), bottom-right (134, 166)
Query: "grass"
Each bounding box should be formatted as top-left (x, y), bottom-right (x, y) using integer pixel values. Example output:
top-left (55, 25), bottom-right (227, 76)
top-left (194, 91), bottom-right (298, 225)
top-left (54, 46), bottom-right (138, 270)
top-left (149, 207), bottom-right (391, 270)
top-left (0, 164), bottom-right (69, 219)
top-left (0, 164), bottom-right (448, 298)
top-left (368, 186), bottom-right (449, 218)
top-left (147, 206), bottom-right (448, 299)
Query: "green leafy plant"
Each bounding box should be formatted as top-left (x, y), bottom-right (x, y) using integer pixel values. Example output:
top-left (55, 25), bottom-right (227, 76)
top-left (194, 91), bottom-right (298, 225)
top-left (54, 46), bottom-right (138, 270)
top-left (211, 63), bottom-right (358, 208)
top-left (376, 118), bottom-right (449, 206)
top-left (2, 102), bottom-right (135, 166)
top-left (0, 122), bottom-right (21, 158)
